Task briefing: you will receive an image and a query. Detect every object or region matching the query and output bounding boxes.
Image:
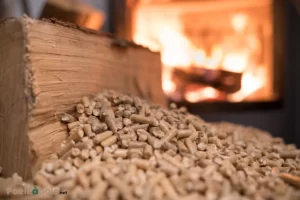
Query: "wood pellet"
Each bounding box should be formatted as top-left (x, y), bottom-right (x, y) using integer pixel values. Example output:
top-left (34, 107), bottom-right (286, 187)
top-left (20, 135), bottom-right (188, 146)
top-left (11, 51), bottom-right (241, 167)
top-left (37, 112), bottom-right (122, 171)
top-left (1, 90), bottom-right (300, 200)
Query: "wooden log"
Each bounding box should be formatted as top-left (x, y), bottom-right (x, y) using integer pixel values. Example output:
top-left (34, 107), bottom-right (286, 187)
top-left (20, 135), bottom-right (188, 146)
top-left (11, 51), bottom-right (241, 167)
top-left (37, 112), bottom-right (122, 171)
top-left (0, 16), bottom-right (165, 180)
top-left (172, 67), bottom-right (242, 94)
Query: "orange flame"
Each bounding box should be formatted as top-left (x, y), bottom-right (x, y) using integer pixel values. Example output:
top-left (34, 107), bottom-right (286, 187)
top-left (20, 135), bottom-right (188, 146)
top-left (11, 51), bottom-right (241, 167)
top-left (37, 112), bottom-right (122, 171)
top-left (133, 2), bottom-right (271, 102)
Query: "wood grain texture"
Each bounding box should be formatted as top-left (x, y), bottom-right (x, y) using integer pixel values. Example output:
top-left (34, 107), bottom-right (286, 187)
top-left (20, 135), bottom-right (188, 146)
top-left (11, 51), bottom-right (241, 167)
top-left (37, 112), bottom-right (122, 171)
top-left (0, 19), bottom-right (31, 180)
top-left (0, 16), bottom-right (165, 179)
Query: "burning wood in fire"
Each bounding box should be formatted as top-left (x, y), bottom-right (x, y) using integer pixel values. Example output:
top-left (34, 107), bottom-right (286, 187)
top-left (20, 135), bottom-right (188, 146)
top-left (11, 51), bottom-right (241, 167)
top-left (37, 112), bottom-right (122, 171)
top-left (132, 0), bottom-right (274, 103)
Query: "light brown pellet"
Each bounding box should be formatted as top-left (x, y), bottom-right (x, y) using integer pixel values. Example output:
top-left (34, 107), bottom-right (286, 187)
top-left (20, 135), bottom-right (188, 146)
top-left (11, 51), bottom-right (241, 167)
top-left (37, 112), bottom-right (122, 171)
top-left (43, 162), bottom-right (54, 173)
top-left (85, 107), bottom-right (93, 115)
top-left (67, 129), bottom-right (84, 143)
top-left (74, 142), bottom-right (88, 150)
top-left (153, 185), bottom-right (164, 199)
top-left (73, 157), bottom-right (84, 168)
top-left (195, 151), bottom-right (207, 160)
top-left (129, 141), bottom-right (146, 148)
top-left (163, 154), bottom-right (185, 171)
top-left (76, 104), bottom-right (85, 114)
top-left (101, 135), bottom-right (118, 147)
top-left (123, 110), bottom-right (131, 118)
top-left (133, 97), bottom-right (142, 111)
top-left (82, 96), bottom-right (90, 107)
top-left (105, 115), bottom-right (118, 134)
top-left (130, 124), bottom-right (150, 131)
top-left (158, 159), bottom-right (179, 175)
top-left (130, 114), bottom-right (159, 126)
top-left (137, 129), bottom-right (148, 142)
top-left (49, 172), bottom-right (74, 185)
top-left (90, 118), bottom-right (102, 134)
top-left (101, 169), bottom-right (132, 198)
top-left (89, 149), bottom-right (97, 158)
top-left (163, 141), bottom-right (178, 152)
top-left (147, 134), bottom-right (163, 149)
top-left (114, 149), bottom-right (128, 158)
top-left (90, 100), bottom-right (96, 108)
top-left (58, 179), bottom-right (76, 190)
top-left (83, 124), bottom-right (93, 137)
top-left (92, 108), bottom-right (100, 116)
top-left (94, 131), bottom-right (113, 144)
top-left (128, 148), bottom-right (143, 158)
top-left (107, 188), bottom-right (120, 200)
top-left (177, 130), bottom-right (192, 139)
top-left (58, 141), bottom-right (75, 158)
top-left (54, 168), bottom-right (65, 176)
top-left (131, 158), bottom-right (150, 170)
top-left (165, 149), bottom-right (177, 157)
top-left (161, 176), bottom-right (179, 199)
top-left (67, 121), bottom-right (81, 130)
top-left (149, 127), bottom-right (165, 138)
top-left (89, 169), bottom-right (102, 187)
top-left (143, 144), bottom-right (153, 159)
top-left (162, 129), bottom-right (177, 142)
top-left (61, 113), bottom-right (77, 123)
top-left (81, 149), bottom-right (90, 160)
top-left (90, 181), bottom-right (108, 200)
top-left (77, 171), bottom-right (90, 188)
top-left (123, 118), bottom-right (132, 126)
top-left (279, 151), bottom-right (300, 159)
top-left (34, 172), bottom-right (52, 188)
top-left (184, 138), bottom-right (197, 154)
top-left (95, 146), bottom-right (103, 154)
top-left (82, 137), bottom-right (93, 149)
top-left (279, 173), bottom-right (300, 188)
top-left (177, 141), bottom-right (189, 153)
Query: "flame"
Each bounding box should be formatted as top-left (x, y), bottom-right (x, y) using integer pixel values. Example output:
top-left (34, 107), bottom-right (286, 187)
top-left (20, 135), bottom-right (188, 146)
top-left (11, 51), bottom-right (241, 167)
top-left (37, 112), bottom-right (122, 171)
top-left (159, 27), bottom-right (193, 68)
top-left (222, 50), bottom-right (249, 73)
top-left (185, 87), bottom-right (219, 102)
top-left (229, 67), bottom-right (266, 102)
top-left (231, 14), bottom-right (248, 32)
top-left (133, 2), bottom-right (270, 102)
top-left (205, 46), bottom-right (223, 69)
top-left (162, 67), bottom-right (176, 95)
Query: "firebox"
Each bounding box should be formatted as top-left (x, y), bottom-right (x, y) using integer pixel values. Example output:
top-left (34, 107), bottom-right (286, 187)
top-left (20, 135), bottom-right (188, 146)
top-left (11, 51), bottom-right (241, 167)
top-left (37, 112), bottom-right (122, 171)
top-left (110, 0), bottom-right (285, 112)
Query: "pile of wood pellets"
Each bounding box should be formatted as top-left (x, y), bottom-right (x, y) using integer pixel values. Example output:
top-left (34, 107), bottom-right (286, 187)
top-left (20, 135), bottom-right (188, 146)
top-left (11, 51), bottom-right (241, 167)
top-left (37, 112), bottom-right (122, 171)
top-left (1, 90), bottom-right (300, 200)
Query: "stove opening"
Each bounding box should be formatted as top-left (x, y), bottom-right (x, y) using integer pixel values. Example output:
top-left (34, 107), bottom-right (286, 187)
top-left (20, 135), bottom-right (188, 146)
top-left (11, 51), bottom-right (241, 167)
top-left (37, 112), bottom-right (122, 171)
top-left (131, 0), bottom-right (276, 103)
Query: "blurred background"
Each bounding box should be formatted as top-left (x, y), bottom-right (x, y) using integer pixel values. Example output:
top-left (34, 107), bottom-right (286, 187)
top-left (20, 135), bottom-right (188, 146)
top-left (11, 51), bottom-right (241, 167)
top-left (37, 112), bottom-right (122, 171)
top-left (1, 0), bottom-right (300, 146)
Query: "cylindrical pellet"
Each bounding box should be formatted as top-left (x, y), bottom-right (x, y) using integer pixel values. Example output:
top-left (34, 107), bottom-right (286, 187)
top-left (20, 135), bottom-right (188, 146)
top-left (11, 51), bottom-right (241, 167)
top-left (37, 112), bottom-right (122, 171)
top-left (130, 114), bottom-right (159, 126)
top-left (94, 131), bottom-right (113, 144)
top-left (58, 141), bottom-right (75, 158)
top-left (101, 135), bottom-right (117, 147)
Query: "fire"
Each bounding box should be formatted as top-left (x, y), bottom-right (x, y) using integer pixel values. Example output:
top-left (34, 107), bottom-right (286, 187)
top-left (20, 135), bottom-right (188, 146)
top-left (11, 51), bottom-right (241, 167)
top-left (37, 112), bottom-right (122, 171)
top-left (185, 87), bottom-right (219, 103)
top-left (231, 14), bottom-right (249, 32)
top-left (133, 1), bottom-right (272, 102)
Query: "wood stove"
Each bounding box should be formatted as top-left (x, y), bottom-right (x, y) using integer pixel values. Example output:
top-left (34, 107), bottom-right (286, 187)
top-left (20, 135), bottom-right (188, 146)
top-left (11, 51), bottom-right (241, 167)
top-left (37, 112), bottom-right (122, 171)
top-left (109, 0), bottom-right (285, 112)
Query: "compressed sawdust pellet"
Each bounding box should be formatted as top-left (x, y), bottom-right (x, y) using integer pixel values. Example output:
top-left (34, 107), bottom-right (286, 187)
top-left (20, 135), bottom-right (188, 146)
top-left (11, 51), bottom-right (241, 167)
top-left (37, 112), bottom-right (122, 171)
top-left (1, 90), bottom-right (300, 200)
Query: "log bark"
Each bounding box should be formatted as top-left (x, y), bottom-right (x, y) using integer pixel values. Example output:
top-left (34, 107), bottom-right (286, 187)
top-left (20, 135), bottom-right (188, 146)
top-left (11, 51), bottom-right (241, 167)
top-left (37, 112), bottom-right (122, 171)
top-left (0, 16), bottom-right (165, 180)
